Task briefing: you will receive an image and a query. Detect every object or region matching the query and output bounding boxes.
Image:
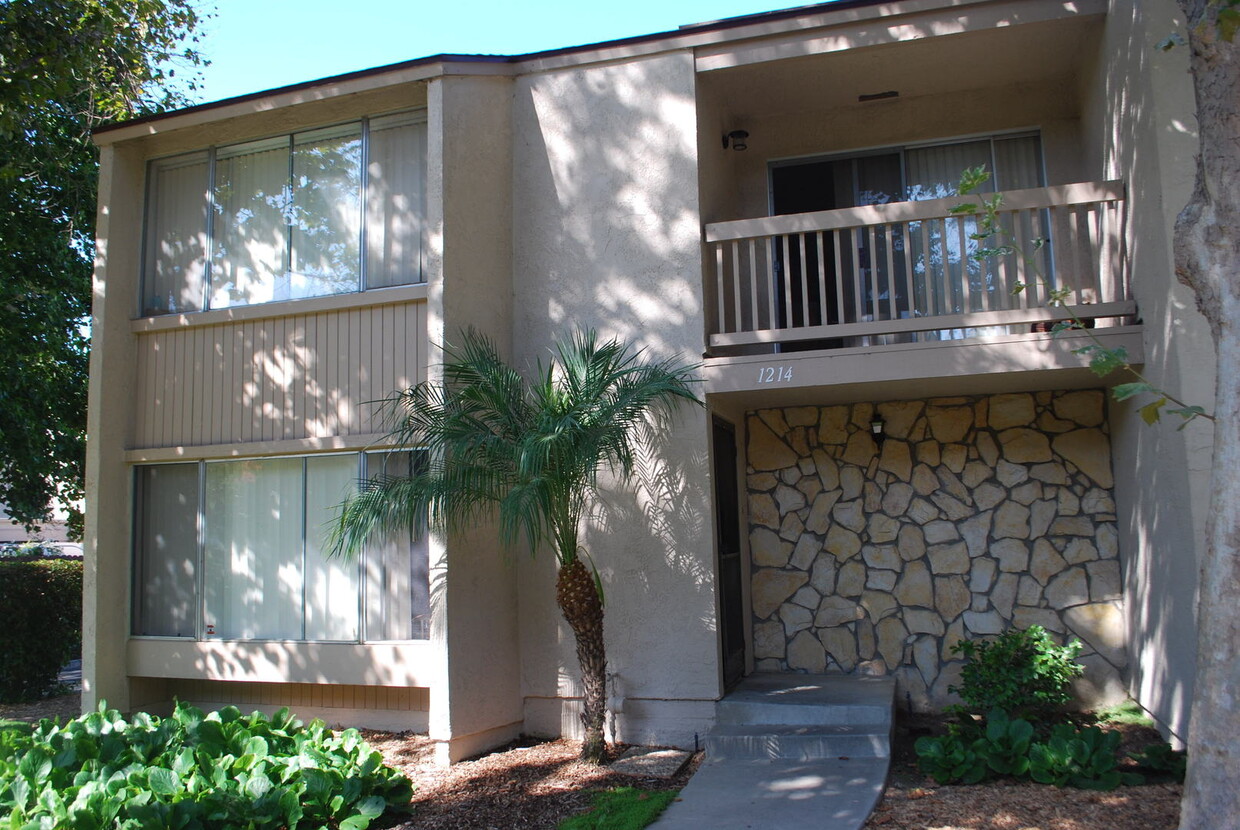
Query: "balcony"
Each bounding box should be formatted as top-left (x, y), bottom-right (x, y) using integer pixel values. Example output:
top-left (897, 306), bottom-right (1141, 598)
top-left (704, 181), bottom-right (1131, 356)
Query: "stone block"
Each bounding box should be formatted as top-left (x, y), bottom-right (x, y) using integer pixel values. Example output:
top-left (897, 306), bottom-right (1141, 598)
top-left (779, 511), bottom-right (805, 542)
top-left (974, 482), bottom-right (1006, 511)
top-left (857, 617), bottom-right (876, 659)
top-left (1029, 461), bottom-right (1070, 484)
top-left (960, 511), bottom-right (993, 558)
top-left (836, 561), bottom-right (867, 597)
top-left (1053, 390), bottom-right (1105, 427)
top-left (905, 607), bottom-right (946, 636)
top-left (753, 620), bottom-right (786, 659)
top-left (820, 627), bottom-right (859, 672)
top-left (1063, 601), bottom-right (1127, 667)
top-left (826, 525), bottom-right (862, 560)
top-left (913, 636), bottom-right (940, 687)
top-left (963, 610), bottom-right (1004, 635)
top-left (787, 427), bottom-right (810, 458)
top-left (878, 400), bottom-right (924, 440)
top-left (926, 404), bottom-right (973, 443)
top-left (1017, 575), bottom-right (1042, 607)
top-left (1045, 566), bottom-right (1089, 609)
top-left (751, 527), bottom-right (790, 568)
top-left (898, 524), bottom-right (927, 561)
top-left (894, 561), bottom-right (934, 607)
top-left (1058, 487), bottom-right (1081, 516)
top-left (1000, 428), bottom-right (1053, 463)
top-left (750, 493), bottom-right (780, 528)
top-left (863, 544), bottom-right (902, 570)
top-left (989, 393), bottom-right (1036, 429)
top-left (790, 534), bottom-right (822, 571)
top-left (916, 440), bottom-right (941, 467)
top-left (786, 406), bottom-right (820, 427)
top-left (863, 481), bottom-right (883, 512)
top-left (1071, 653), bottom-right (1127, 709)
top-left (843, 430), bottom-right (879, 467)
top-left (1083, 488), bottom-right (1116, 514)
top-left (994, 500), bottom-right (1031, 539)
top-left (753, 569), bottom-right (808, 619)
top-left (1097, 523), bottom-right (1119, 559)
top-left (882, 482), bottom-right (915, 516)
top-left (810, 558), bottom-right (837, 595)
top-left (832, 498), bottom-right (866, 532)
top-left (796, 476), bottom-right (824, 503)
top-left (790, 586), bottom-right (820, 609)
top-left (930, 660), bottom-right (965, 707)
top-left (993, 538), bottom-right (1030, 572)
top-left (805, 490), bottom-right (842, 534)
top-left (991, 573), bottom-right (1019, 619)
top-left (876, 617), bottom-right (908, 668)
top-left (970, 558), bottom-right (997, 593)
top-left (941, 444), bottom-right (968, 474)
top-left (749, 472), bottom-right (778, 491)
top-left (977, 432), bottom-right (1000, 467)
top-left (929, 542), bottom-right (970, 574)
top-left (815, 595), bottom-right (864, 627)
top-left (996, 458), bottom-right (1029, 487)
top-left (868, 513), bottom-right (900, 543)
top-left (788, 629), bottom-right (827, 673)
top-left (962, 460), bottom-right (993, 489)
top-left (1050, 516), bottom-right (1095, 536)
top-left (1030, 499), bottom-right (1057, 538)
top-left (931, 492), bottom-right (972, 521)
top-left (879, 439), bottom-right (913, 481)
top-left (1010, 481), bottom-right (1043, 505)
top-left (935, 467), bottom-right (970, 501)
top-left (942, 618), bottom-right (966, 660)
top-left (781, 603), bottom-right (814, 637)
top-left (1037, 411), bottom-right (1077, 433)
top-left (775, 483), bottom-right (807, 514)
top-left (1031, 538), bottom-right (1069, 585)
top-left (1064, 538), bottom-right (1099, 565)
top-left (924, 520), bottom-right (960, 544)
top-left (841, 466), bottom-right (864, 499)
top-left (1087, 560), bottom-right (1122, 601)
top-left (749, 417), bottom-right (799, 471)
top-left (935, 575), bottom-right (971, 620)
top-left (908, 497), bottom-right (941, 525)
top-left (867, 569), bottom-right (898, 592)
top-left (861, 590), bottom-right (898, 622)
top-left (813, 449), bottom-right (841, 491)
top-left (1012, 607), bottom-right (1065, 633)
top-left (1052, 429), bottom-right (1113, 488)
top-left (819, 406), bottom-right (850, 445)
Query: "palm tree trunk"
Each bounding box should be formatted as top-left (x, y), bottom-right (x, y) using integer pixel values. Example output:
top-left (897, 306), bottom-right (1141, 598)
top-left (556, 556), bottom-right (607, 763)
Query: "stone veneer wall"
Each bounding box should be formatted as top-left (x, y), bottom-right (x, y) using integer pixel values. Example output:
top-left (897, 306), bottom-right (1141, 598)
top-left (746, 391), bottom-right (1126, 710)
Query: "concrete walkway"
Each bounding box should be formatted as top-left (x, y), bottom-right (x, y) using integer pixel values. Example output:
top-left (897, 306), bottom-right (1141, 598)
top-left (651, 674), bottom-right (894, 830)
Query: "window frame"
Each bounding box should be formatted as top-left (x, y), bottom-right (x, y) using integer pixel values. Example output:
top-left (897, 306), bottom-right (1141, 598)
top-left (130, 450), bottom-right (430, 644)
top-left (139, 110), bottom-right (428, 318)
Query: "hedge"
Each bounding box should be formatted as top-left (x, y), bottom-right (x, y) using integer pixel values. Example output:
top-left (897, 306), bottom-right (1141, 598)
top-left (0, 557), bottom-right (82, 702)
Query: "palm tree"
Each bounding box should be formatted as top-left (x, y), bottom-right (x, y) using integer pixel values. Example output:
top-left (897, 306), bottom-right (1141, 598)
top-left (330, 328), bottom-right (701, 762)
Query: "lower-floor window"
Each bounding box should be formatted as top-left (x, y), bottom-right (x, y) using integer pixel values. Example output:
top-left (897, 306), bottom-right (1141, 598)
top-left (132, 451), bottom-right (429, 641)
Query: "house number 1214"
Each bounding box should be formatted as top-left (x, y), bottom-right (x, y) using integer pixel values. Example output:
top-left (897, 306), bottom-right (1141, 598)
top-left (757, 365), bottom-right (793, 384)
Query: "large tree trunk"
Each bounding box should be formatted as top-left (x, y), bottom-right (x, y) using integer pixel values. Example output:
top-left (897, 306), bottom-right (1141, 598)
top-left (556, 556), bottom-right (608, 763)
top-left (1173, 3), bottom-right (1240, 827)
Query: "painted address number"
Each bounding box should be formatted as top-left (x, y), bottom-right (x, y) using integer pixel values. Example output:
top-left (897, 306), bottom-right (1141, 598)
top-left (757, 365), bottom-right (793, 384)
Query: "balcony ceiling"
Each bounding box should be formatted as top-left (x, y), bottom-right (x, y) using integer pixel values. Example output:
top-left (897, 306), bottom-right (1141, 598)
top-left (699, 15), bottom-right (1104, 121)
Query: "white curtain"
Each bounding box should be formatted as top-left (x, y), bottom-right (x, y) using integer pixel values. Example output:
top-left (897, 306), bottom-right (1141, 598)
top-left (211, 138), bottom-right (289, 308)
top-left (144, 153), bottom-right (208, 315)
top-left (363, 451), bottom-right (430, 640)
top-left (134, 464), bottom-right (199, 637)
top-left (291, 125), bottom-right (362, 299)
top-left (365, 114), bottom-right (427, 288)
top-left (204, 458), bottom-right (303, 639)
top-left (304, 455), bottom-right (361, 640)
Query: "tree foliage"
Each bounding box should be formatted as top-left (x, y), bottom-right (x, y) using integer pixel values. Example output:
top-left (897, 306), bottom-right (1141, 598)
top-left (0, 0), bottom-right (206, 536)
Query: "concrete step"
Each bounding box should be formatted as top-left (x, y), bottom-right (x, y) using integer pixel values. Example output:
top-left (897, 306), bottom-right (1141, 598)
top-left (715, 674), bottom-right (895, 729)
top-left (704, 723), bottom-right (891, 761)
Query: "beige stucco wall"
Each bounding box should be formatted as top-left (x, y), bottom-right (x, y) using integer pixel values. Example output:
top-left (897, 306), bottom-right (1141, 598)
top-left (1079, 0), bottom-right (1211, 745)
top-left (510, 50), bottom-right (720, 748)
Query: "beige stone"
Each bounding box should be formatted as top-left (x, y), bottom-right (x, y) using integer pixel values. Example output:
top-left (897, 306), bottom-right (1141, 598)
top-left (1064, 538), bottom-right (1099, 565)
top-left (799, 457), bottom-right (817, 476)
top-left (1037, 411), bottom-right (1078, 433)
top-left (758, 409), bottom-right (791, 436)
top-left (858, 659), bottom-right (888, 677)
top-left (1051, 429), bottom-right (1114, 488)
top-left (786, 406), bottom-right (819, 427)
top-left (972, 482), bottom-right (1004, 511)
top-left (775, 484), bottom-right (807, 515)
top-left (749, 417), bottom-right (800, 471)
top-left (907, 498), bottom-right (940, 525)
top-left (805, 491), bottom-right (842, 535)
top-left (861, 590), bottom-right (898, 622)
top-left (1012, 607), bottom-right (1064, 633)
top-left (790, 534), bottom-right (821, 571)
top-left (929, 542), bottom-right (970, 574)
top-left (916, 440), bottom-right (941, 467)
top-left (911, 464), bottom-right (938, 496)
top-left (787, 427), bottom-right (810, 458)
top-left (993, 539), bottom-right (1030, 572)
top-left (989, 393), bottom-right (1036, 429)
top-left (876, 618), bottom-right (908, 668)
top-left (992, 573), bottom-right (1019, 618)
top-left (941, 444), bottom-right (968, 474)
top-left (796, 475), bottom-right (824, 503)
top-left (1083, 488), bottom-right (1116, 514)
top-left (1031, 539), bottom-right (1069, 585)
top-left (857, 617), bottom-right (876, 660)
top-left (753, 569), bottom-right (809, 619)
top-left (999, 428), bottom-right (1053, 463)
top-left (831, 498), bottom-right (866, 533)
top-left (791, 586), bottom-right (820, 609)
top-left (778, 511), bottom-right (805, 542)
top-left (976, 432), bottom-right (1000, 467)
top-left (1050, 516), bottom-right (1095, 536)
top-left (820, 627), bottom-right (859, 672)
top-left (840, 466), bottom-right (864, 500)
top-left (1063, 601), bottom-right (1126, 666)
top-left (843, 430), bottom-right (879, 467)
top-left (963, 461), bottom-right (994, 489)
top-left (863, 545), bottom-right (902, 570)
top-left (898, 669), bottom-right (931, 714)
top-left (1087, 560), bottom-right (1122, 601)
top-left (753, 620), bottom-right (786, 659)
top-left (1029, 461), bottom-right (1070, 484)
top-left (1010, 481), bottom-right (1043, 505)
top-left (878, 440), bottom-right (913, 482)
top-left (863, 481), bottom-right (883, 513)
top-left (996, 459), bottom-right (1029, 487)
top-left (942, 618), bottom-right (967, 660)
top-left (926, 405), bottom-right (973, 443)
top-left (836, 561), bottom-right (866, 597)
top-left (963, 610), bottom-right (1004, 635)
top-left (924, 520), bottom-right (959, 544)
top-left (905, 608), bottom-right (946, 636)
top-left (882, 482), bottom-right (914, 517)
top-left (751, 528), bottom-right (789, 568)
top-left (960, 511), bottom-right (993, 558)
top-left (781, 467), bottom-right (801, 485)
top-left (913, 636), bottom-right (940, 687)
top-left (819, 406), bottom-right (850, 445)
top-left (813, 449), bottom-right (841, 491)
top-left (1058, 487), bottom-right (1081, 516)
top-left (1073, 654), bottom-right (1127, 707)
top-left (935, 467), bottom-right (970, 501)
top-left (894, 561), bottom-right (934, 607)
top-left (931, 492), bottom-right (972, 521)
top-left (1097, 523), bottom-right (1119, 559)
top-left (931, 660), bottom-right (965, 706)
top-left (749, 472), bottom-right (778, 491)
top-left (1046, 566), bottom-right (1089, 609)
top-left (1017, 575), bottom-right (1043, 607)
top-left (877, 400), bottom-right (924, 440)
top-left (868, 513), bottom-right (900, 544)
top-left (935, 576), bottom-right (971, 620)
top-left (970, 558), bottom-right (997, 593)
top-left (825, 525), bottom-right (862, 561)
top-left (994, 500), bottom-right (1031, 539)
top-left (750, 493), bottom-right (780, 529)
top-left (815, 595), bottom-right (864, 627)
top-left (810, 558), bottom-right (837, 595)
top-left (1029, 499), bottom-right (1057, 538)
top-left (867, 569), bottom-right (898, 591)
top-left (781, 603), bottom-right (813, 637)
top-left (897, 524), bottom-right (926, 561)
top-left (852, 402), bottom-right (875, 430)
top-left (787, 629), bottom-right (827, 673)
top-left (1053, 390), bottom-right (1105, 427)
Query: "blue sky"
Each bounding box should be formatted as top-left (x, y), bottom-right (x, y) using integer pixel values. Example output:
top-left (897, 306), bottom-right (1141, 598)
top-left (190, 0), bottom-right (807, 104)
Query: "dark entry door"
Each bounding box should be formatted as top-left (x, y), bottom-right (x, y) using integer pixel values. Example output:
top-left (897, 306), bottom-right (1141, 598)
top-left (712, 417), bottom-right (745, 688)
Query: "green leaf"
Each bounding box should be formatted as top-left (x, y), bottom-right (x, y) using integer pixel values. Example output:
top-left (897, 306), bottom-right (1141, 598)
top-left (146, 767), bottom-right (178, 796)
top-left (1111, 382), bottom-right (1155, 401)
top-left (1139, 398), bottom-right (1168, 425)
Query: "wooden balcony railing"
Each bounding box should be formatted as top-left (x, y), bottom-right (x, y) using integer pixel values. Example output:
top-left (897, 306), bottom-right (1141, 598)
top-left (703, 181), bottom-right (1130, 352)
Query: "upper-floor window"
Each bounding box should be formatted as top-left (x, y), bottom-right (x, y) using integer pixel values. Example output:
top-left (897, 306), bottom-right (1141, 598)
top-left (142, 111), bottom-right (427, 317)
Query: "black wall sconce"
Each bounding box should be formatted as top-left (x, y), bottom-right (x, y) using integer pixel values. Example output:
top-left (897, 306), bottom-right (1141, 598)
top-left (870, 417), bottom-right (885, 446)
top-left (722, 129), bottom-right (749, 151)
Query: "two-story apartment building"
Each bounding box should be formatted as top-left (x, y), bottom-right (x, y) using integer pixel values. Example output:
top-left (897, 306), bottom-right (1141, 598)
top-left (84, 0), bottom-right (1212, 763)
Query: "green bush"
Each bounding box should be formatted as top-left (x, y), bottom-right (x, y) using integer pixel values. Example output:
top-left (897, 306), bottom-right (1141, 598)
top-left (914, 732), bottom-right (990, 785)
top-left (0, 557), bottom-right (82, 702)
top-left (0, 701), bottom-right (413, 829)
top-left (949, 625), bottom-right (1084, 721)
top-left (1129, 742), bottom-right (1187, 783)
top-left (1027, 723), bottom-right (1143, 790)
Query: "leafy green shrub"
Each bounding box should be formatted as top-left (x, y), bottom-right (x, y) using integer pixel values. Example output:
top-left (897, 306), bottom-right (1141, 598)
top-left (914, 733), bottom-right (990, 784)
top-left (0, 557), bottom-right (82, 701)
top-left (1129, 742), bottom-right (1187, 783)
top-left (0, 701), bottom-right (413, 828)
top-left (558, 787), bottom-right (678, 830)
top-left (1027, 723), bottom-right (1142, 790)
top-left (949, 625), bottom-right (1084, 721)
top-left (979, 709), bottom-right (1034, 777)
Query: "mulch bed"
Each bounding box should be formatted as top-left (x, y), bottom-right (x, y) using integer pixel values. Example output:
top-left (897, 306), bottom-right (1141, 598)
top-left (3, 693), bottom-right (1184, 829)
